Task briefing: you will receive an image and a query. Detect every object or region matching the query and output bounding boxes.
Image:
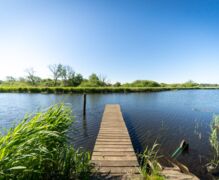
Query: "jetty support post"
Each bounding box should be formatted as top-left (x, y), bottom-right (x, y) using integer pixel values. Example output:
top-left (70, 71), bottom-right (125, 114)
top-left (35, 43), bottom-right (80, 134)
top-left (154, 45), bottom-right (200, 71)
top-left (83, 93), bottom-right (87, 116)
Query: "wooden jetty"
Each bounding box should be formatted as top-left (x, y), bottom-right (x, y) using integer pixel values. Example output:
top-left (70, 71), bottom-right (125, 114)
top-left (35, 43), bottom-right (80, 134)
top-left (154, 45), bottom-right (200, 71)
top-left (91, 104), bottom-right (139, 177)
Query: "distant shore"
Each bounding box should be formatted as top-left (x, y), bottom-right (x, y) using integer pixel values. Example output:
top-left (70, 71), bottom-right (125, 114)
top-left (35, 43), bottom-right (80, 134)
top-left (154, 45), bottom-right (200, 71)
top-left (0, 86), bottom-right (219, 94)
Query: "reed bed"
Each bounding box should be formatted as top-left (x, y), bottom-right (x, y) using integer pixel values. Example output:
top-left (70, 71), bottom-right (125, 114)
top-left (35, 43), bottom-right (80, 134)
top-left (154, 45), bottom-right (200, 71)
top-left (0, 86), bottom-right (214, 94)
top-left (208, 115), bottom-right (219, 171)
top-left (0, 104), bottom-right (92, 180)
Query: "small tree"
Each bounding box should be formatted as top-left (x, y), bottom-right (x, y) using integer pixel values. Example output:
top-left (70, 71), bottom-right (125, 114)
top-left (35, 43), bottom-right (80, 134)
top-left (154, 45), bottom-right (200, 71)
top-left (89, 73), bottom-right (99, 83)
top-left (6, 76), bottom-right (16, 85)
top-left (18, 77), bottom-right (26, 83)
top-left (114, 82), bottom-right (121, 87)
top-left (48, 64), bottom-right (63, 86)
top-left (98, 74), bottom-right (109, 86)
top-left (25, 68), bottom-right (40, 86)
top-left (60, 66), bottom-right (67, 83)
top-left (183, 80), bottom-right (198, 87)
top-left (64, 66), bottom-right (75, 86)
top-left (71, 73), bottom-right (83, 86)
top-left (80, 73), bottom-right (106, 87)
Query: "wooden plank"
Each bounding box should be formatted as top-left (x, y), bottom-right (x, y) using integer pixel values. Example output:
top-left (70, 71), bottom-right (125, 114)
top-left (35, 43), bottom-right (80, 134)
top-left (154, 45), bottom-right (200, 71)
top-left (93, 148), bottom-right (134, 152)
top-left (97, 137), bottom-right (131, 140)
top-left (94, 145), bottom-right (133, 148)
top-left (99, 128), bottom-right (127, 130)
top-left (97, 139), bottom-right (131, 142)
top-left (92, 151), bottom-right (136, 156)
top-left (98, 167), bottom-right (139, 174)
top-left (91, 160), bottom-right (138, 167)
top-left (98, 134), bottom-right (129, 138)
top-left (99, 130), bottom-right (128, 132)
top-left (99, 132), bottom-right (128, 134)
top-left (95, 141), bottom-right (132, 145)
top-left (91, 104), bottom-right (139, 176)
top-left (92, 156), bottom-right (137, 161)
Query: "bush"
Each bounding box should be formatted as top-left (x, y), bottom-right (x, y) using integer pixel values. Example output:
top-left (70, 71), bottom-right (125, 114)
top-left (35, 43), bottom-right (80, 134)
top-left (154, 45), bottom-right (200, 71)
top-left (124, 80), bottom-right (161, 87)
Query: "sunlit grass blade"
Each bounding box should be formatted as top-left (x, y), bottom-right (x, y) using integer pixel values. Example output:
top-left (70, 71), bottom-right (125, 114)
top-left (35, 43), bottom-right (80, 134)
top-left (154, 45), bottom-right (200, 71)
top-left (0, 104), bottom-right (92, 179)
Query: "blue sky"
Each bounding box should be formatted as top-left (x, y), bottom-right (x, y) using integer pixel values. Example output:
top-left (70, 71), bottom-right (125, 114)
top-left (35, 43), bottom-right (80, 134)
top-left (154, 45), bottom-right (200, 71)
top-left (0, 0), bottom-right (219, 83)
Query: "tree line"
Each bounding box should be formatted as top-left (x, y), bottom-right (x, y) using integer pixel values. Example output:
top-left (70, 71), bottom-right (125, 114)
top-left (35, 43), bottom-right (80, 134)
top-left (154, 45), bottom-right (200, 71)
top-left (0, 64), bottom-right (218, 88)
top-left (1, 64), bottom-right (110, 87)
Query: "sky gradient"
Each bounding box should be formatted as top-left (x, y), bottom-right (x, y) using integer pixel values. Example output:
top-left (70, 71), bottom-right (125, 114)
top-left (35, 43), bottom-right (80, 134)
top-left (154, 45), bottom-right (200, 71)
top-left (0, 0), bottom-right (219, 83)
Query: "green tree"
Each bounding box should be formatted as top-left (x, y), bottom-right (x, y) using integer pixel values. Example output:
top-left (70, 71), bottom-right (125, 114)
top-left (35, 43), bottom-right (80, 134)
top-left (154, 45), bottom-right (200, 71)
top-left (19, 77), bottom-right (26, 83)
top-left (183, 80), bottom-right (198, 87)
top-left (70, 73), bottom-right (83, 86)
top-left (48, 64), bottom-right (63, 86)
top-left (89, 74), bottom-right (98, 82)
top-left (114, 82), bottom-right (121, 87)
top-left (6, 76), bottom-right (16, 85)
top-left (41, 78), bottom-right (54, 87)
top-left (60, 65), bottom-right (83, 86)
top-left (124, 80), bottom-right (160, 87)
top-left (80, 73), bottom-right (104, 87)
top-left (25, 68), bottom-right (41, 86)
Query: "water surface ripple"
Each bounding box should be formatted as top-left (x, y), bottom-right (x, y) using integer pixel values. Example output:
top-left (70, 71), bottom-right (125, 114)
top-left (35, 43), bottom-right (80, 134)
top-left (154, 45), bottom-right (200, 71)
top-left (1, 90), bottom-right (219, 179)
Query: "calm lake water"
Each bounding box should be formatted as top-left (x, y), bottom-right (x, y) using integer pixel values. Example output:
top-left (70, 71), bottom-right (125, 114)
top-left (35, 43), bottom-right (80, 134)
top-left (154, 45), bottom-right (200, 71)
top-left (1, 90), bottom-right (219, 179)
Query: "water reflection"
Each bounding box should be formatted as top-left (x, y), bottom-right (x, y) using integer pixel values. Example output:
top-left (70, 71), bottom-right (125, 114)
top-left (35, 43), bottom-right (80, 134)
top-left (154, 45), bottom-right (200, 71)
top-left (82, 115), bottom-right (88, 137)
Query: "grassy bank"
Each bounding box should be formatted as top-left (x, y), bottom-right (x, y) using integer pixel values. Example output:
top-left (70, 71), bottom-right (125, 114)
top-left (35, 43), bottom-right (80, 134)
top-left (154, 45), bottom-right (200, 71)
top-left (0, 104), bottom-right (92, 180)
top-left (0, 86), bottom-right (219, 94)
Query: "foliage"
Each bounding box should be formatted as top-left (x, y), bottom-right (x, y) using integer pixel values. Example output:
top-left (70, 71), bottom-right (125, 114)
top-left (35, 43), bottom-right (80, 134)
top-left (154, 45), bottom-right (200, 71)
top-left (67, 73), bottom-right (83, 87)
top-left (80, 73), bottom-right (107, 87)
top-left (208, 115), bottom-right (219, 167)
top-left (25, 68), bottom-right (41, 86)
top-left (0, 104), bottom-right (92, 179)
top-left (113, 82), bottom-right (121, 87)
top-left (0, 86), bottom-right (217, 94)
top-left (48, 64), bottom-right (64, 86)
top-left (6, 76), bottom-right (16, 85)
top-left (40, 78), bottom-right (54, 87)
top-left (138, 142), bottom-right (164, 179)
top-left (181, 80), bottom-right (199, 88)
top-left (47, 64), bottom-right (84, 87)
top-left (124, 80), bottom-right (161, 87)
top-left (1, 63), bottom-right (219, 89)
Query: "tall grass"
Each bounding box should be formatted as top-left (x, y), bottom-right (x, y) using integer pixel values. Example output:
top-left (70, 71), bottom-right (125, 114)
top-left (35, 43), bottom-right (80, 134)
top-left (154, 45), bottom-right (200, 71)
top-left (208, 115), bottom-right (219, 169)
top-left (0, 86), bottom-right (213, 94)
top-left (0, 104), bottom-right (92, 179)
top-left (138, 142), bottom-right (164, 179)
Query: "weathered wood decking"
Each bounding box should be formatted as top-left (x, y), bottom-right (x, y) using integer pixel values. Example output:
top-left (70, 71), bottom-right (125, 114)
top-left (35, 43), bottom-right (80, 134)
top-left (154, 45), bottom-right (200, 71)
top-left (91, 104), bottom-right (139, 176)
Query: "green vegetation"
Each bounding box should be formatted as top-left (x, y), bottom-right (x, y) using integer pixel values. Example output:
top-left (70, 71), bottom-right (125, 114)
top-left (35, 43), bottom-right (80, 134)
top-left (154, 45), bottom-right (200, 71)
top-left (1, 63), bottom-right (219, 93)
top-left (80, 73), bottom-right (107, 87)
top-left (0, 104), bottom-right (93, 180)
top-left (138, 142), bottom-right (165, 180)
top-left (0, 86), bottom-right (218, 94)
top-left (124, 80), bottom-right (161, 87)
top-left (207, 115), bottom-right (219, 172)
top-left (0, 86), bottom-right (219, 94)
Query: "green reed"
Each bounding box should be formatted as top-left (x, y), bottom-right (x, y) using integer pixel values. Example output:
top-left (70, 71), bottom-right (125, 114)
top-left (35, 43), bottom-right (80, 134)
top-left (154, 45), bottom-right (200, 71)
top-left (209, 115), bottom-right (219, 167)
top-left (0, 104), bottom-right (92, 180)
top-left (138, 142), bottom-right (164, 179)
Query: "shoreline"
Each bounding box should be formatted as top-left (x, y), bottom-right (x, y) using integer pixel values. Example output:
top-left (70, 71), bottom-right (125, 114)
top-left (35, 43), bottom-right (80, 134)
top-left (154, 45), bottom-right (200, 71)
top-left (0, 86), bottom-right (219, 94)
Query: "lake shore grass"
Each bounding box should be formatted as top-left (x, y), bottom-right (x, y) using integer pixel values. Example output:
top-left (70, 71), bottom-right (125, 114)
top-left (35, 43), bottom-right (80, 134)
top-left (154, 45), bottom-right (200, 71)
top-left (0, 86), bottom-right (219, 94)
top-left (0, 104), bottom-right (93, 179)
